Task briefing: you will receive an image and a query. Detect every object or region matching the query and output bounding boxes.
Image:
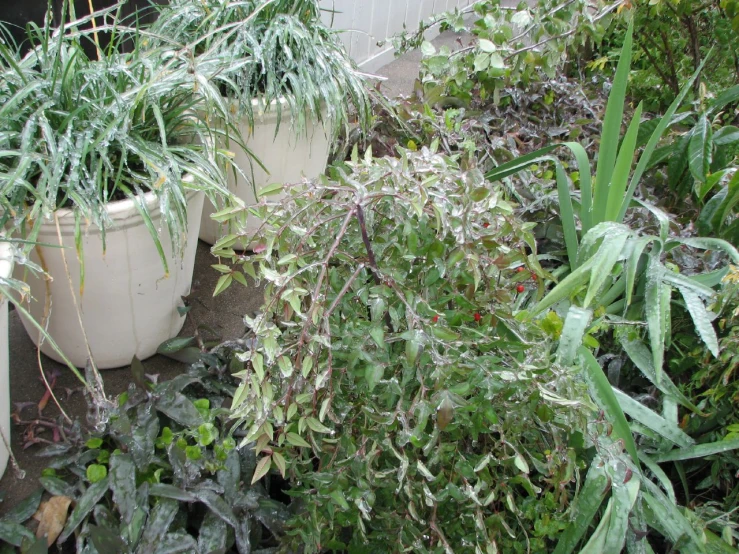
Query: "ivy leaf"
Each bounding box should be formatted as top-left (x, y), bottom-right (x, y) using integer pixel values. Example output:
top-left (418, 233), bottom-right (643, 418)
top-left (251, 456), bottom-right (272, 485)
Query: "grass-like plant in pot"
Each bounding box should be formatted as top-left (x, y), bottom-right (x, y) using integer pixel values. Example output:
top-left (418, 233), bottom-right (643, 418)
top-left (147, 0), bottom-right (372, 248)
top-left (0, 4), bottom-right (232, 369)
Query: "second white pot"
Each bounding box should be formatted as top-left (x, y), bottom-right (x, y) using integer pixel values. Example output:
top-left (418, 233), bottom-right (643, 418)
top-left (199, 100), bottom-right (331, 245)
top-left (0, 241), bottom-right (13, 478)
top-left (16, 189), bottom-right (205, 369)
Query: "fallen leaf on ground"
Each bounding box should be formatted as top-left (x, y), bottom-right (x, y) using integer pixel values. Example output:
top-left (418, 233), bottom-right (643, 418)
top-left (34, 495), bottom-right (72, 546)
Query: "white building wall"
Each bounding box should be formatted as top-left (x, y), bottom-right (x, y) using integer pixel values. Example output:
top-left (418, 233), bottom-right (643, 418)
top-left (320, 0), bottom-right (476, 73)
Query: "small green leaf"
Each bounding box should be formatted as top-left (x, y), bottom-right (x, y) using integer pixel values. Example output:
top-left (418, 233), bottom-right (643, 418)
top-left (86, 464), bottom-right (108, 484)
top-left (272, 451), bottom-right (287, 478)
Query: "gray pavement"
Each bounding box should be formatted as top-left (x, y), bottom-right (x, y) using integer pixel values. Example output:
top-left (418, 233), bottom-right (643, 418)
top-left (0, 23), bottom-right (473, 514)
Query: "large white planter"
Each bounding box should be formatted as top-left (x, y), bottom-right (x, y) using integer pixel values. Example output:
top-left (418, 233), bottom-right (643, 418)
top-left (199, 100), bottom-right (331, 245)
top-left (16, 189), bottom-right (205, 369)
top-left (0, 241), bottom-right (13, 478)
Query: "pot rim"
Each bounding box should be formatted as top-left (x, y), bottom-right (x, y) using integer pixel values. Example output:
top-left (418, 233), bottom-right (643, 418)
top-left (33, 175), bottom-right (199, 233)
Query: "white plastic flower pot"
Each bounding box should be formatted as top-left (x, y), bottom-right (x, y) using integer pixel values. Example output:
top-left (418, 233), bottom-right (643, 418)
top-left (15, 188), bottom-right (205, 369)
top-left (0, 241), bottom-right (13, 478)
top-left (199, 100), bottom-right (331, 245)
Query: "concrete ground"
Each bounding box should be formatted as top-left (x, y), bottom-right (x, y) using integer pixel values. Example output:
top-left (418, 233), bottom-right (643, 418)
top-left (0, 23), bottom-right (473, 514)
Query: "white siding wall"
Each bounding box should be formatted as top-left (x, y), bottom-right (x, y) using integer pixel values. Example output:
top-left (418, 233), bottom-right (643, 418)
top-left (320, 0), bottom-right (476, 73)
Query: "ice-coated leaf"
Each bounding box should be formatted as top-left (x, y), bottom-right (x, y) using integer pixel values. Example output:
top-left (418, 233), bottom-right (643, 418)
top-left (613, 389), bottom-right (694, 447)
top-left (149, 483), bottom-right (197, 503)
top-left (39, 477), bottom-right (77, 499)
top-left (110, 453), bottom-right (137, 524)
top-left (195, 489), bottom-right (239, 529)
top-left (136, 498), bottom-right (179, 554)
top-left (156, 532), bottom-right (199, 553)
top-left (654, 437), bottom-right (739, 463)
top-left (644, 254), bottom-right (668, 382)
top-left (603, 478), bottom-right (641, 553)
top-left (217, 449), bottom-right (241, 503)
top-left (87, 524), bottom-right (128, 553)
top-left (688, 115), bottom-right (711, 183)
top-left (555, 306), bottom-right (593, 367)
top-left (3, 487), bottom-right (42, 523)
top-left (552, 458), bottom-right (609, 554)
top-left (197, 511), bottom-right (228, 554)
top-left (155, 392), bottom-right (204, 427)
top-left (0, 522), bottom-right (35, 547)
top-left (618, 338), bottom-right (699, 412)
top-left (59, 477), bottom-right (110, 543)
top-left (578, 348), bottom-right (639, 464)
top-left (677, 286), bottom-right (719, 358)
top-left (642, 492), bottom-right (704, 553)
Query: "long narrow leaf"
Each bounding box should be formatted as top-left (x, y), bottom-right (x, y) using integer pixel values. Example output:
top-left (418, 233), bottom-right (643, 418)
top-left (618, 54), bottom-right (712, 223)
top-left (613, 389), bottom-right (694, 447)
top-left (578, 347), bottom-right (640, 465)
top-left (605, 103), bottom-right (643, 222)
top-left (552, 458), bottom-right (610, 554)
top-left (593, 20), bottom-right (633, 224)
top-left (556, 306), bottom-right (593, 367)
top-left (654, 437), bottom-right (739, 463)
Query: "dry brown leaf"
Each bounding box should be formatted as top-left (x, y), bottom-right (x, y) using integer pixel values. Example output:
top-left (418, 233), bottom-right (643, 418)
top-left (35, 495), bottom-right (72, 546)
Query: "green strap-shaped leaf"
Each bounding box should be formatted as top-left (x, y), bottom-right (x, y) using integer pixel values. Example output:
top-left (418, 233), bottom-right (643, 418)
top-left (619, 338), bottom-right (699, 412)
top-left (604, 103), bottom-right (644, 223)
top-left (619, 54), bottom-right (712, 223)
top-left (677, 286), bottom-right (719, 358)
top-left (638, 453), bottom-right (676, 504)
top-left (613, 389), bottom-right (694, 447)
top-left (556, 306), bottom-right (593, 367)
top-left (688, 115), bottom-right (712, 184)
top-left (603, 478), bottom-right (641, 553)
top-left (653, 437), bottom-right (739, 463)
top-left (578, 347), bottom-right (640, 465)
top-left (593, 20), bottom-right (633, 224)
top-left (644, 254), bottom-right (669, 383)
top-left (553, 458), bottom-right (610, 554)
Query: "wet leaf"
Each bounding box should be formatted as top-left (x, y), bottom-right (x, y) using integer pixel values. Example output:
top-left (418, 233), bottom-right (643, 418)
top-left (86, 464), bottom-right (107, 484)
top-left (195, 489), bottom-right (238, 529)
top-left (157, 533), bottom-right (199, 553)
top-left (130, 355), bottom-right (150, 391)
top-left (3, 488), bottom-right (42, 523)
top-left (149, 484), bottom-right (196, 502)
top-left (59, 477), bottom-right (110, 543)
top-left (286, 433), bottom-right (311, 448)
top-left (87, 524), bottom-right (127, 553)
top-left (34, 495), bottom-right (72, 546)
top-left (155, 392), bottom-right (204, 427)
top-left (157, 337), bottom-right (195, 354)
top-left (197, 511), bottom-right (227, 554)
top-left (136, 498), bottom-right (179, 554)
top-left (109, 454), bottom-right (137, 525)
top-left (39, 477), bottom-right (76, 498)
top-left (0, 522), bottom-right (35, 547)
top-left (364, 364), bottom-right (383, 392)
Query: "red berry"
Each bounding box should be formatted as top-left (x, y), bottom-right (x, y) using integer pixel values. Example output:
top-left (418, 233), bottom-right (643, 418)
top-left (474, 312), bottom-right (482, 322)
top-left (432, 315), bottom-right (439, 323)
top-left (483, 222), bottom-right (490, 228)
top-left (531, 274), bottom-right (538, 281)
top-left (516, 266), bottom-right (525, 273)
top-left (516, 284), bottom-right (525, 293)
